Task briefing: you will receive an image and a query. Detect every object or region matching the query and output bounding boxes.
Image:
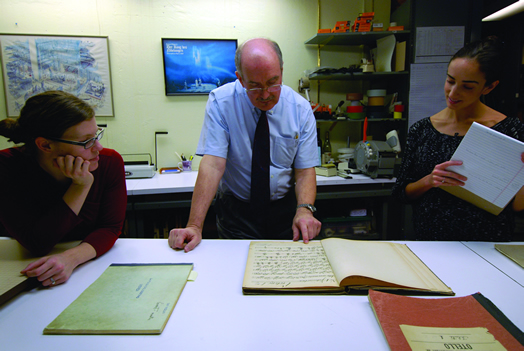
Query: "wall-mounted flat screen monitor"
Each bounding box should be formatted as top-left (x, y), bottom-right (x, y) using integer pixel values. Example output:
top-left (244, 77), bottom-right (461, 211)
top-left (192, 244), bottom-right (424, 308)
top-left (162, 38), bottom-right (238, 95)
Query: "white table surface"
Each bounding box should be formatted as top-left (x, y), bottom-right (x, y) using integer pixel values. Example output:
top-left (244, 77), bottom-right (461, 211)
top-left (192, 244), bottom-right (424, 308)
top-left (126, 170), bottom-right (199, 195)
top-left (462, 241), bottom-right (524, 287)
top-left (125, 171), bottom-right (395, 195)
top-left (1, 239), bottom-right (523, 351)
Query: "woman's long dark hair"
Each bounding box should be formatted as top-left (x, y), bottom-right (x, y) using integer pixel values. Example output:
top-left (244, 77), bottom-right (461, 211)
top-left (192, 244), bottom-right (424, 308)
top-left (450, 36), bottom-right (504, 86)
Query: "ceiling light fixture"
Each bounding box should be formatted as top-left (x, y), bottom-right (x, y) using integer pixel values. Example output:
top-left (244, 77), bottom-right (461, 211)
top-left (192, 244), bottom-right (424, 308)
top-left (483, 0), bottom-right (524, 21)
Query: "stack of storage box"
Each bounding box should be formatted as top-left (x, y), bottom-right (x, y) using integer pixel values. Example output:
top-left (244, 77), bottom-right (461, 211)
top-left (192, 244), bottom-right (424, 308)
top-left (352, 12), bottom-right (374, 32)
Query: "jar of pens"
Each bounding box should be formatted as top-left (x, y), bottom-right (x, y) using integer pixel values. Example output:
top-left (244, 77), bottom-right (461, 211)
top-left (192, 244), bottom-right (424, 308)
top-left (177, 152), bottom-right (193, 172)
top-left (159, 152), bottom-right (193, 174)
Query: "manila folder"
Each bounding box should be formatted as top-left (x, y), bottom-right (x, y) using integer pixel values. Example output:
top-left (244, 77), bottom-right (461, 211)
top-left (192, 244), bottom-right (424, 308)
top-left (0, 240), bottom-right (79, 305)
top-left (44, 263), bottom-right (193, 335)
top-left (495, 244), bottom-right (524, 268)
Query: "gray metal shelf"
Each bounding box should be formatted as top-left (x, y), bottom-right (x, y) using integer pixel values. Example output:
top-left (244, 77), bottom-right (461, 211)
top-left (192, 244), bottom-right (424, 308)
top-left (309, 71), bottom-right (408, 81)
top-left (305, 31), bottom-right (410, 46)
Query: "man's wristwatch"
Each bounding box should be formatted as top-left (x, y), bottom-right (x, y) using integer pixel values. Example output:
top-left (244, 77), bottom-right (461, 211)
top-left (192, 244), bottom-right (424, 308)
top-left (297, 203), bottom-right (316, 213)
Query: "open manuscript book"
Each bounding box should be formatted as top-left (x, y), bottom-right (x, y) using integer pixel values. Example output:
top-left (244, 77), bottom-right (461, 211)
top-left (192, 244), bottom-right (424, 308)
top-left (242, 238), bottom-right (453, 295)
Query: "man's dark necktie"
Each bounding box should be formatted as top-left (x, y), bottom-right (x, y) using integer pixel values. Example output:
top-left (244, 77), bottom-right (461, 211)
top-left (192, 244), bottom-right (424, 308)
top-left (251, 110), bottom-right (270, 227)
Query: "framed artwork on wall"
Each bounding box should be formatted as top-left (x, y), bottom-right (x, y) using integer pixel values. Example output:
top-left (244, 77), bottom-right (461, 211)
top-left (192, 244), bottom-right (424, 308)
top-left (162, 38), bottom-right (238, 96)
top-left (0, 34), bottom-right (114, 117)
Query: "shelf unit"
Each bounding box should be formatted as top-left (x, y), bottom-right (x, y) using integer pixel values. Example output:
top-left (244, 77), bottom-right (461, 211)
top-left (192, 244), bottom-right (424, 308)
top-left (304, 30), bottom-right (411, 134)
top-left (305, 31), bottom-right (411, 240)
top-left (304, 30), bottom-right (411, 86)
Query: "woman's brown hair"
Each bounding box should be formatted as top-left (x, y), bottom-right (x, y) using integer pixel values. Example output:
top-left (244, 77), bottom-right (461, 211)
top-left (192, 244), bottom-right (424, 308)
top-left (0, 90), bottom-right (94, 152)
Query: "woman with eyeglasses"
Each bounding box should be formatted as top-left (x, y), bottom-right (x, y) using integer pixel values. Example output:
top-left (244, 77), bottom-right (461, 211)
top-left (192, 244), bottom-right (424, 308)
top-left (0, 90), bottom-right (126, 287)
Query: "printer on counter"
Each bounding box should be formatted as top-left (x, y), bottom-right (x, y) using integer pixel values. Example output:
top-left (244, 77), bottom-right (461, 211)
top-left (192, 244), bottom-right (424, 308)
top-left (122, 153), bottom-right (155, 179)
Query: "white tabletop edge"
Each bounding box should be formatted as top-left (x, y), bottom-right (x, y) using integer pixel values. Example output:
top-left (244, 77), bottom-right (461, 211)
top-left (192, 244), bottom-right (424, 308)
top-left (125, 171), bottom-right (395, 195)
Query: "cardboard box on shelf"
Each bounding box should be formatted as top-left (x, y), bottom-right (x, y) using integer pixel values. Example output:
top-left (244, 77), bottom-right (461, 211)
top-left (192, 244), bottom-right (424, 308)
top-left (333, 28), bottom-right (351, 33)
top-left (355, 18), bottom-right (373, 24)
top-left (372, 23), bottom-right (383, 31)
top-left (353, 23), bottom-right (372, 32)
top-left (387, 25), bottom-right (405, 31)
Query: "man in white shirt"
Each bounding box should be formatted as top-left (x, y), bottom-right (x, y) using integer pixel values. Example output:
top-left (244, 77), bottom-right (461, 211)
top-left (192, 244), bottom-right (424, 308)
top-left (168, 38), bottom-right (320, 252)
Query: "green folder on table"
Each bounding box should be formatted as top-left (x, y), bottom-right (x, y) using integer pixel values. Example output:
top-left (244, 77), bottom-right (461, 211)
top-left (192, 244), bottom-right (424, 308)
top-left (44, 263), bottom-right (194, 335)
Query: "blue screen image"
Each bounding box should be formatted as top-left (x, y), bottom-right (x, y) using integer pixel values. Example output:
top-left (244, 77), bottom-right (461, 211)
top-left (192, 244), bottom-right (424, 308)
top-left (162, 38), bottom-right (237, 95)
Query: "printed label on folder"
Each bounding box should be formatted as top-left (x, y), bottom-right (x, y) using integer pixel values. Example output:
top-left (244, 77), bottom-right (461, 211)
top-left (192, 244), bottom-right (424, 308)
top-left (400, 325), bottom-right (507, 351)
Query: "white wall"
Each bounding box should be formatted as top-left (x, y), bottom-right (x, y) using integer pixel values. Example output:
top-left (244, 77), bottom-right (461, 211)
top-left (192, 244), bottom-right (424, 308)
top-left (0, 0), bottom-right (390, 168)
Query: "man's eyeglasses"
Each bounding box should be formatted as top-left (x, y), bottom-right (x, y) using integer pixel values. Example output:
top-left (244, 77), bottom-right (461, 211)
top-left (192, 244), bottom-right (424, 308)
top-left (245, 84), bottom-right (282, 95)
top-left (48, 127), bottom-right (104, 149)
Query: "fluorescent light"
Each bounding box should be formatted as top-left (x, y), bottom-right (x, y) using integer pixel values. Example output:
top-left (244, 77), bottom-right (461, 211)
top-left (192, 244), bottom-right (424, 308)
top-left (483, 0), bottom-right (524, 21)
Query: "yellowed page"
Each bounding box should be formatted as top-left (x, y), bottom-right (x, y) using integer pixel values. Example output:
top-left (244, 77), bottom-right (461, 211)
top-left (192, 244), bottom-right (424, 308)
top-left (243, 241), bottom-right (339, 291)
top-left (444, 122), bottom-right (524, 213)
top-left (321, 238), bottom-right (453, 294)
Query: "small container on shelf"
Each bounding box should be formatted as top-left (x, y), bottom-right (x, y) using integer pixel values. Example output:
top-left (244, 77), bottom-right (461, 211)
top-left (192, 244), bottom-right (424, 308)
top-left (346, 105), bottom-right (365, 120)
top-left (366, 89), bottom-right (388, 119)
top-left (346, 93), bottom-right (365, 119)
top-left (367, 89), bottom-right (386, 106)
top-left (393, 103), bottom-right (404, 119)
